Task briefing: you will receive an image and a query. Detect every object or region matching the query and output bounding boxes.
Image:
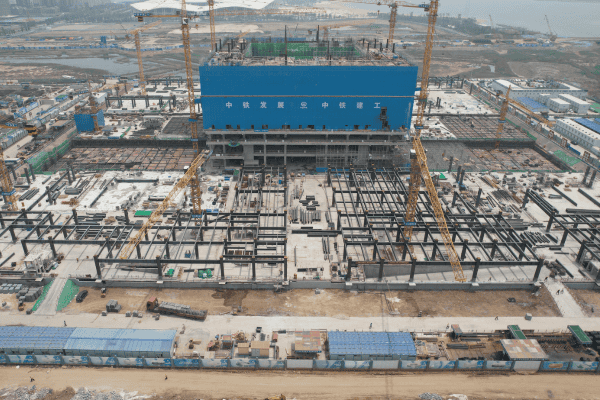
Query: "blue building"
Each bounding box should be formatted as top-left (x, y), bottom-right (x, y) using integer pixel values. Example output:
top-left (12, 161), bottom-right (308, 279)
top-left (74, 110), bottom-right (105, 132)
top-left (199, 40), bottom-right (417, 169)
top-left (0, 326), bottom-right (176, 358)
top-left (200, 66), bottom-right (417, 131)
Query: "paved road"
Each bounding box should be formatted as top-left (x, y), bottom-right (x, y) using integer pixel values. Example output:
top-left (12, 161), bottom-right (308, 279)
top-left (544, 280), bottom-right (586, 318)
top-left (34, 277), bottom-right (65, 316)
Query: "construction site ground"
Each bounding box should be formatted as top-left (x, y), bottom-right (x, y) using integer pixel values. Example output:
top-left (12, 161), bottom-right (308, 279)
top-left (1, 367), bottom-right (599, 400)
top-left (569, 289), bottom-right (600, 318)
top-left (58, 287), bottom-right (561, 318)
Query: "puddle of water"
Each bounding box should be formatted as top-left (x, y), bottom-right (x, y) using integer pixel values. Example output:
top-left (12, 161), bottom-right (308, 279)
top-left (1, 57), bottom-right (144, 75)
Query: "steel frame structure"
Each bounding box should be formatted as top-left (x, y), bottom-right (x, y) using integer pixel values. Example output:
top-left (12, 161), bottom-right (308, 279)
top-left (1, 167), bottom-right (289, 283)
top-left (328, 167), bottom-right (543, 282)
top-left (524, 188), bottom-right (600, 280)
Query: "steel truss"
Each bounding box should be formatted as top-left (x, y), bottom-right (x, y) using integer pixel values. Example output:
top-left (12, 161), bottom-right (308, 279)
top-left (328, 167), bottom-right (543, 281)
top-left (1, 166), bottom-right (289, 282)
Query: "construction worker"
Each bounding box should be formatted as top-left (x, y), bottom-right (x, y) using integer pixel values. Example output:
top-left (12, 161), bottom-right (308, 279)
top-left (64, 321), bottom-right (67, 327)
top-left (165, 374), bottom-right (168, 380)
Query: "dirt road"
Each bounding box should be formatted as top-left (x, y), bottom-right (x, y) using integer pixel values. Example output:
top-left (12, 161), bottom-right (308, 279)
top-left (1, 367), bottom-right (598, 400)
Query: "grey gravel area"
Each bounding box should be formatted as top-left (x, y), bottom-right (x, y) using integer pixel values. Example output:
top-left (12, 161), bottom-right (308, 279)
top-left (0, 387), bottom-right (150, 400)
top-left (419, 393), bottom-right (444, 400)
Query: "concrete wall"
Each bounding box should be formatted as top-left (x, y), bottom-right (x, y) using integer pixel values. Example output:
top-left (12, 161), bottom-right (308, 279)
top-left (72, 277), bottom-right (541, 291)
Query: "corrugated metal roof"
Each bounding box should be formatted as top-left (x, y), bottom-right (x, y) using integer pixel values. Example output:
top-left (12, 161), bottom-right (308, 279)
top-left (0, 327), bottom-right (175, 357)
top-left (328, 331), bottom-right (416, 357)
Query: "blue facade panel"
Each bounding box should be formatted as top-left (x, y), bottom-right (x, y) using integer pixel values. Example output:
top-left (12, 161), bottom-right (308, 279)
top-left (199, 66), bottom-right (417, 131)
top-left (74, 110), bottom-right (105, 132)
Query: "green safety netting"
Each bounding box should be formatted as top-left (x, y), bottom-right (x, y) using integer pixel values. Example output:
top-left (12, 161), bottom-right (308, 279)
top-left (247, 43), bottom-right (360, 59)
top-left (56, 280), bottom-right (79, 311)
top-left (27, 130), bottom-right (77, 173)
top-left (31, 281), bottom-right (53, 312)
top-left (553, 150), bottom-right (580, 167)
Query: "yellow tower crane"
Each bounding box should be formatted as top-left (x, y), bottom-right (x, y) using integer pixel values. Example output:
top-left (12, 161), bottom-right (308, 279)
top-left (128, 20), bottom-right (162, 95)
top-left (134, 0), bottom-right (204, 219)
top-left (211, 8), bottom-right (324, 48)
top-left (316, 20), bottom-right (374, 42)
top-left (402, 0), bottom-right (467, 282)
top-left (0, 118), bottom-right (18, 211)
top-left (119, 150), bottom-right (211, 260)
top-left (495, 86), bottom-right (510, 149)
top-left (328, 0), bottom-right (429, 45)
top-left (544, 15), bottom-right (557, 42)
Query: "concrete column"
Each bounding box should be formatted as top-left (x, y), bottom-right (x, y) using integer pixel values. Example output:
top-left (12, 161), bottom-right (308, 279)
top-left (93, 254), bottom-right (102, 279)
top-left (471, 257), bottom-right (481, 282)
top-left (283, 256), bottom-right (288, 281)
top-left (583, 166), bottom-right (591, 185)
top-left (560, 230), bottom-right (569, 246)
top-left (194, 243), bottom-right (199, 259)
top-left (136, 245), bottom-right (141, 259)
top-left (346, 257), bottom-right (353, 281)
top-left (8, 226), bottom-right (17, 242)
top-left (533, 258), bottom-right (544, 281)
top-left (72, 209), bottom-right (78, 225)
top-left (156, 256), bottom-right (162, 278)
top-left (546, 211), bottom-right (555, 232)
top-left (123, 208), bottom-right (130, 225)
top-left (164, 238), bottom-right (170, 259)
top-left (378, 258), bottom-right (385, 282)
top-left (48, 236), bottom-right (57, 258)
top-left (448, 156), bottom-right (454, 172)
top-left (576, 241), bottom-right (588, 263)
top-left (431, 239), bottom-right (438, 260)
top-left (251, 256), bottom-right (256, 281)
top-left (589, 170), bottom-right (597, 188)
top-left (372, 238), bottom-right (378, 260)
top-left (475, 188), bottom-right (483, 208)
top-left (409, 257), bottom-right (416, 282)
top-left (219, 256), bottom-right (225, 280)
top-left (21, 240), bottom-right (28, 256)
top-left (461, 239), bottom-right (469, 261)
top-left (10, 166), bottom-right (16, 181)
top-left (24, 170), bottom-right (31, 185)
top-left (490, 239), bottom-right (498, 259)
top-left (106, 237), bottom-right (113, 258)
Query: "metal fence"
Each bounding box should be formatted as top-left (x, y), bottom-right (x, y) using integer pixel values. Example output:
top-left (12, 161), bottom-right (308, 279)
top-left (1, 354), bottom-right (598, 373)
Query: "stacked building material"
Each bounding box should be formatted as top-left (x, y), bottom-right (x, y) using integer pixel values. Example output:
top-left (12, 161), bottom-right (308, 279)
top-left (106, 299), bottom-right (122, 313)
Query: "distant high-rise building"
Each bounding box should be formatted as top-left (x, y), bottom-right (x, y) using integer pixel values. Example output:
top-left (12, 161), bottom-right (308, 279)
top-left (0, 0), bottom-right (11, 16)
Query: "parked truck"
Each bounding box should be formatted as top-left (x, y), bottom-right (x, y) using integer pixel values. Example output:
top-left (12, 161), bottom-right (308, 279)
top-left (146, 297), bottom-right (207, 321)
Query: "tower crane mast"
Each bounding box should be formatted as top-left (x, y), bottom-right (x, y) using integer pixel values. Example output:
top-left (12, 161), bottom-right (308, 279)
top-left (495, 86), bottom-right (511, 149)
top-left (128, 20), bottom-right (162, 95)
top-left (328, 0), bottom-right (428, 45)
top-left (119, 150), bottom-right (211, 260)
top-left (134, 0), bottom-right (204, 219)
top-left (403, 0), bottom-right (466, 282)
